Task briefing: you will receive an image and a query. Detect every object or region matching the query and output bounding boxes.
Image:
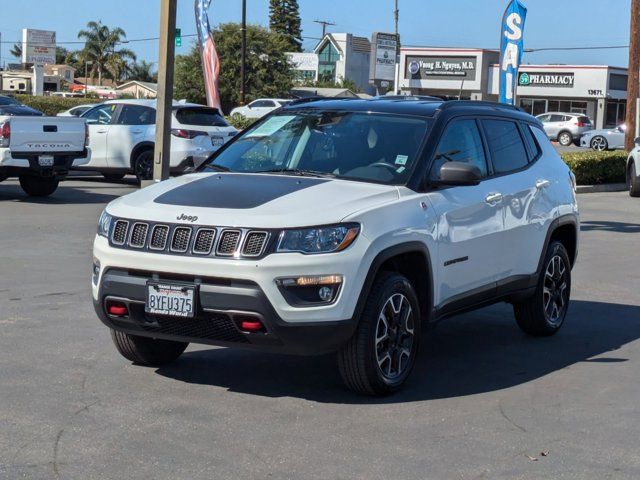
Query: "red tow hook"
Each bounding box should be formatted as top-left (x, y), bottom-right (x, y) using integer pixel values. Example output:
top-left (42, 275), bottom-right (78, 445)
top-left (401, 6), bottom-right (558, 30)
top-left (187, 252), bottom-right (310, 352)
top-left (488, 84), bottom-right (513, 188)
top-left (107, 302), bottom-right (129, 317)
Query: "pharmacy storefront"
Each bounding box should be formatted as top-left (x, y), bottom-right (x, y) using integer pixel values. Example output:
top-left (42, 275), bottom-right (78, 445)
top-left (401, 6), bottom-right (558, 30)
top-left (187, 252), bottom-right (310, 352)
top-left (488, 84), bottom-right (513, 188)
top-left (399, 47), bottom-right (628, 129)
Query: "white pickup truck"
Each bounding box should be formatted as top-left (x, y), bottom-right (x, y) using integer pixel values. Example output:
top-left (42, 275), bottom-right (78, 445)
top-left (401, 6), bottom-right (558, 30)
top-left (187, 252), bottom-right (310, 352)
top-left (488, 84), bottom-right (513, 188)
top-left (0, 115), bottom-right (90, 197)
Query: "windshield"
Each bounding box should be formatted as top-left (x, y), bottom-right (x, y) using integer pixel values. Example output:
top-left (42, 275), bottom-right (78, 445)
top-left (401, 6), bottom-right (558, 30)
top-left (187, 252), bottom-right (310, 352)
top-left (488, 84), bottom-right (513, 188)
top-left (0, 96), bottom-right (20, 106)
top-left (203, 110), bottom-right (431, 185)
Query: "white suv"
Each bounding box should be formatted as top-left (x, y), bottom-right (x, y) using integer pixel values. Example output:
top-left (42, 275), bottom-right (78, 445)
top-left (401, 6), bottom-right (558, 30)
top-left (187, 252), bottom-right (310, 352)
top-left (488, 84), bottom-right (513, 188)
top-left (78, 100), bottom-right (237, 182)
top-left (230, 98), bottom-right (293, 119)
top-left (92, 99), bottom-right (579, 395)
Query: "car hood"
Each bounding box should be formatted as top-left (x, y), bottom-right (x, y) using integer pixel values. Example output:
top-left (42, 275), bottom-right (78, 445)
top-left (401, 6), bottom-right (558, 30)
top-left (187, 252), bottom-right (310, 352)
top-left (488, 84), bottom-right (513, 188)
top-left (106, 172), bottom-right (399, 228)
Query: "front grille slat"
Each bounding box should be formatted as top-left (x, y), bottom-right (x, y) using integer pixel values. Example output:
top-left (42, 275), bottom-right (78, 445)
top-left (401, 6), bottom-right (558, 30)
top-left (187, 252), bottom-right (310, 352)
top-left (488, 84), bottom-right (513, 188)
top-left (217, 230), bottom-right (241, 256)
top-left (242, 231), bottom-right (268, 257)
top-left (112, 220), bottom-right (129, 245)
top-left (171, 227), bottom-right (192, 253)
top-left (129, 223), bottom-right (149, 248)
top-left (193, 228), bottom-right (216, 255)
top-left (149, 225), bottom-right (169, 250)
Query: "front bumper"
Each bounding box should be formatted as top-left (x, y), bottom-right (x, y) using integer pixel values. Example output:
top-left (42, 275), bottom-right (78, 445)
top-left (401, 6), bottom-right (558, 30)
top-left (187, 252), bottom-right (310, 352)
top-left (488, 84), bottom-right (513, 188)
top-left (94, 267), bottom-right (357, 355)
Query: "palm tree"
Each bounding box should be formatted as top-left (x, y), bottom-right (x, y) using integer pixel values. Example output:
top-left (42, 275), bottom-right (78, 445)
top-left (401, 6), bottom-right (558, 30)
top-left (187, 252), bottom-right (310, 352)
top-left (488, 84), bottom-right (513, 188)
top-left (77, 21), bottom-right (136, 85)
top-left (127, 61), bottom-right (157, 83)
top-left (10, 43), bottom-right (22, 59)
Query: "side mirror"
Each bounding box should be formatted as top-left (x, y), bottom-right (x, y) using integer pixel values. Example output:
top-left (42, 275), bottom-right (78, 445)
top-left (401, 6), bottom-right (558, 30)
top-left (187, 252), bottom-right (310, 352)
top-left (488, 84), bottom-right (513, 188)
top-left (246, 104), bottom-right (252, 109)
top-left (438, 162), bottom-right (482, 186)
top-left (635, 137), bottom-right (640, 147)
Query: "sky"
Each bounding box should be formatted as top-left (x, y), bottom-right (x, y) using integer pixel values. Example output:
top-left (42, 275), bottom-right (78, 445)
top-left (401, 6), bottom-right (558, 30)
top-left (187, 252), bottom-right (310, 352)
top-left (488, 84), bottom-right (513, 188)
top-left (0, 0), bottom-right (632, 68)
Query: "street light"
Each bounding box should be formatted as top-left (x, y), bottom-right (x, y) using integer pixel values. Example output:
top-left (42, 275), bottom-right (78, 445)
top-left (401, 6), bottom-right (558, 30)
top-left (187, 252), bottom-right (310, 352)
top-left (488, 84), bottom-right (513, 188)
top-left (84, 61), bottom-right (93, 97)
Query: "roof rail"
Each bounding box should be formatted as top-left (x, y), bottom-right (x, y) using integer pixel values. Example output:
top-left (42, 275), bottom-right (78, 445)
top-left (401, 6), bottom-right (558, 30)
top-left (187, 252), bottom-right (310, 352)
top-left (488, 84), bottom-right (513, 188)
top-left (438, 100), bottom-right (523, 112)
top-left (287, 96), bottom-right (359, 106)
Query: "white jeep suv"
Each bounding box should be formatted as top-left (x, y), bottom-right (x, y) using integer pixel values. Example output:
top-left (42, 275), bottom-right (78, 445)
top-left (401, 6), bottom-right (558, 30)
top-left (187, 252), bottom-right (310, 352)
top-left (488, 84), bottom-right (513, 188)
top-left (78, 99), bottom-right (237, 182)
top-left (92, 99), bottom-right (579, 395)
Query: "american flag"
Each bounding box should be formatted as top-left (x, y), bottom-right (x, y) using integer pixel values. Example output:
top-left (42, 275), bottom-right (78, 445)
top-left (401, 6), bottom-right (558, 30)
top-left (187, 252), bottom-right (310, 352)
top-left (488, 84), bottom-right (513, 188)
top-left (195, 0), bottom-right (223, 113)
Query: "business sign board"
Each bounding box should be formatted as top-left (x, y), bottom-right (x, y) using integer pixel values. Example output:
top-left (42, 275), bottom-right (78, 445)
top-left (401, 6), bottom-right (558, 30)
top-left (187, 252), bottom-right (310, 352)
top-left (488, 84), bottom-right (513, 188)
top-left (287, 52), bottom-right (319, 72)
top-left (22, 29), bottom-right (56, 65)
top-left (518, 72), bottom-right (575, 88)
top-left (499, 0), bottom-right (527, 104)
top-left (369, 32), bottom-right (398, 87)
top-left (405, 56), bottom-right (477, 81)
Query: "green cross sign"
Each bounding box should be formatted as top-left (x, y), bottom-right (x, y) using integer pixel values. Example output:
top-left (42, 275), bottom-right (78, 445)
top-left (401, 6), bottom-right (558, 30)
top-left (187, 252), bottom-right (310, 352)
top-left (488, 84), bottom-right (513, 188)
top-left (175, 28), bottom-right (182, 47)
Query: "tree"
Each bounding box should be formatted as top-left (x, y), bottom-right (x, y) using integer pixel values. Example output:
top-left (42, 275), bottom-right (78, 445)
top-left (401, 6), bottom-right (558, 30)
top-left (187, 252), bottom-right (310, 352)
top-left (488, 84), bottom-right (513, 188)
top-left (302, 76), bottom-right (361, 93)
top-left (77, 21), bottom-right (136, 85)
top-left (174, 23), bottom-right (294, 111)
top-left (127, 61), bottom-right (157, 83)
top-left (269, 0), bottom-right (303, 52)
top-left (10, 43), bottom-right (22, 59)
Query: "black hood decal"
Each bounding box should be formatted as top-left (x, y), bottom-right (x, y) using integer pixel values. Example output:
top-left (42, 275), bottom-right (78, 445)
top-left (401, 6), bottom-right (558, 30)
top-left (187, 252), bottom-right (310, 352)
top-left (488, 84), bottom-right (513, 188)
top-left (154, 174), bottom-right (329, 209)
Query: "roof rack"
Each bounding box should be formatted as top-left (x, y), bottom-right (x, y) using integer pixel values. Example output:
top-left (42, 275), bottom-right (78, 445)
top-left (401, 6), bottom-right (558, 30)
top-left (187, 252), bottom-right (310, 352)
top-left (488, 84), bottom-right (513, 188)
top-left (438, 100), bottom-right (523, 112)
top-left (286, 96), bottom-right (359, 106)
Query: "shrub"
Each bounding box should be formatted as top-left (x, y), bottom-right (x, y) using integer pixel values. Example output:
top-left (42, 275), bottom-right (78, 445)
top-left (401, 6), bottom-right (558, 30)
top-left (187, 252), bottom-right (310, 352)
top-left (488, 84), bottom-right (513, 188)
top-left (560, 150), bottom-right (628, 185)
top-left (13, 94), bottom-right (95, 116)
top-left (225, 113), bottom-right (256, 131)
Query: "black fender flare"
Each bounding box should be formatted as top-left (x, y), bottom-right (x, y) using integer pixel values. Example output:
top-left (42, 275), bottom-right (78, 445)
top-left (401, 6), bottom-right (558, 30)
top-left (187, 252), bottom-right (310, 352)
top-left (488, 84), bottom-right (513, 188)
top-left (535, 214), bottom-right (579, 276)
top-left (352, 242), bottom-right (434, 325)
top-left (129, 141), bottom-right (155, 170)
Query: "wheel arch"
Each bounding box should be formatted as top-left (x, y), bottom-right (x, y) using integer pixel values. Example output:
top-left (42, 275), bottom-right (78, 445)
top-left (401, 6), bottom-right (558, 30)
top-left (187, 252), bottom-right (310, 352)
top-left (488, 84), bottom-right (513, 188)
top-left (537, 215), bottom-right (579, 274)
top-left (129, 141), bottom-right (155, 170)
top-left (353, 242), bottom-right (434, 325)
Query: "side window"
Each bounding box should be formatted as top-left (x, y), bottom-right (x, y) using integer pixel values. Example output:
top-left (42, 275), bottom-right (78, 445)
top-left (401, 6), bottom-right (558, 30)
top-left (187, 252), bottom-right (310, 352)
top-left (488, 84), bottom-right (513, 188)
top-left (262, 100), bottom-right (276, 108)
top-left (549, 114), bottom-right (564, 122)
top-left (430, 119), bottom-right (488, 179)
top-left (520, 123), bottom-right (541, 162)
top-left (537, 114), bottom-right (550, 123)
top-left (116, 105), bottom-right (156, 125)
top-left (84, 104), bottom-right (117, 125)
top-left (483, 119), bottom-right (529, 174)
top-left (251, 100), bottom-right (268, 108)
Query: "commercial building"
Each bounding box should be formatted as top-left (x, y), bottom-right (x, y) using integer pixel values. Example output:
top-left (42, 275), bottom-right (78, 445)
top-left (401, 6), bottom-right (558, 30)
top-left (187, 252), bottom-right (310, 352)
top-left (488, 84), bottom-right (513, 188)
top-left (399, 47), bottom-right (628, 129)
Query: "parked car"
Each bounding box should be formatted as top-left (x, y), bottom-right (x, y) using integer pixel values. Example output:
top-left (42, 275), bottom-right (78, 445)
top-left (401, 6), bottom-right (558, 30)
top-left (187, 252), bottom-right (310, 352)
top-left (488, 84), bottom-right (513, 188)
top-left (58, 104), bottom-right (98, 117)
top-left (579, 125), bottom-right (626, 151)
top-left (0, 113), bottom-right (90, 196)
top-left (92, 99), bottom-right (579, 395)
top-left (230, 98), bottom-right (293, 119)
top-left (626, 138), bottom-right (640, 197)
top-left (77, 99), bottom-right (237, 182)
top-left (0, 95), bottom-right (43, 117)
top-left (536, 112), bottom-right (593, 146)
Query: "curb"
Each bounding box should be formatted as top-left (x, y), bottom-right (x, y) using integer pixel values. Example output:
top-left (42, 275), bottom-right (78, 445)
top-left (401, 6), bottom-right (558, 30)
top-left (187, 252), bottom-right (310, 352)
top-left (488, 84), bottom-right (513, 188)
top-left (576, 183), bottom-right (627, 194)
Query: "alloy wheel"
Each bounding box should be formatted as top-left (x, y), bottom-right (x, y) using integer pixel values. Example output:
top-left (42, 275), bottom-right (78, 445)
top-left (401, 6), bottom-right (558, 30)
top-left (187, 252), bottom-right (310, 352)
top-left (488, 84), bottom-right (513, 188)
top-left (543, 255), bottom-right (569, 325)
top-left (375, 293), bottom-right (415, 381)
top-left (591, 137), bottom-right (607, 151)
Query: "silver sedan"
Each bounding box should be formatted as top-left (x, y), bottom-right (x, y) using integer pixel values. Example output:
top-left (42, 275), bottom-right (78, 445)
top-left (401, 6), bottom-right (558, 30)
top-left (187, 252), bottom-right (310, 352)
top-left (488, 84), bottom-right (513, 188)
top-left (580, 125), bottom-right (626, 151)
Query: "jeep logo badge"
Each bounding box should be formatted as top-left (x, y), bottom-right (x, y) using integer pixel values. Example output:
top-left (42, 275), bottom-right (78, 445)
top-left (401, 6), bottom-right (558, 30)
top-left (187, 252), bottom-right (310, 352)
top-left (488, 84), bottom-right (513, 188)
top-left (177, 213), bottom-right (198, 222)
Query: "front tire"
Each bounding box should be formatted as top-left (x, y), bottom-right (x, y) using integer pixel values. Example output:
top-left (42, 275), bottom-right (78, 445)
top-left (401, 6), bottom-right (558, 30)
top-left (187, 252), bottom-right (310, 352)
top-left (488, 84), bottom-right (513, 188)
top-left (110, 330), bottom-right (188, 366)
top-left (590, 136), bottom-right (608, 151)
top-left (629, 162), bottom-right (640, 197)
top-left (558, 131), bottom-right (573, 147)
top-left (338, 272), bottom-right (421, 396)
top-left (133, 150), bottom-right (154, 183)
top-left (513, 241), bottom-right (571, 336)
top-left (18, 176), bottom-right (59, 197)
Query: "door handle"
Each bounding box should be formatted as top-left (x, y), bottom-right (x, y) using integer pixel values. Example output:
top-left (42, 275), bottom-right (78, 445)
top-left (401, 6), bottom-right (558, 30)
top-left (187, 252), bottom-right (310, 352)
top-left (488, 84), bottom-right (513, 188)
top-left (536, 179), bottom-right (550, 189)
top-left (485, 192), bottom-right (503, 204)
top-left (131, 129), bottom-right (143, 134)
top-left (96, 129), bottom-right (108, 134)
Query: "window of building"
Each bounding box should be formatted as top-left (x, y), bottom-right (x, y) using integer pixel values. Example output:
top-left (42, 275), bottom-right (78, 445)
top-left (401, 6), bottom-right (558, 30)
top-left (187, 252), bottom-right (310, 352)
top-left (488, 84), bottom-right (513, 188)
top-left (605, 100), bottom-right (626, 128)
top-left (430, 119), bottom-right (488, 179)
top-left (318, 41), bottom-right (340, 83)
top-left (519, 98), bottom-right (547, 117)
top-left (482, 119), bottom-right (528, 174)
top-left (609, 74), bottom-right (628, 91)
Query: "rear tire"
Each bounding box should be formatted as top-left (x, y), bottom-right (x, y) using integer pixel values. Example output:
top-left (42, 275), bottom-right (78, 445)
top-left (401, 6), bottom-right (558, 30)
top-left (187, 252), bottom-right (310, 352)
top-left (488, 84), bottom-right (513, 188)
top-left (102, 172), bottom-right (126, 181)
top-left (18, 176), bottom-right (59, 197)
top-left (629, 162), bottom-right (640, 197)
top-left (338, 272), bottom-right (421, 396)
top-left (513, 241), bottom-right (571, 336)
top-left (110, 329), bottom-right (188, 366)
top-left (133, 149), bottom-right (154, 183)
top-left (558, 131), bottom-right (573, 147)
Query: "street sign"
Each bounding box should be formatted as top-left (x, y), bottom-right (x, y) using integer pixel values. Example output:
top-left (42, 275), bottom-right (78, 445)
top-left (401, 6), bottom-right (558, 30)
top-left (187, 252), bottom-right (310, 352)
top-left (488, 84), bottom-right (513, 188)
top-left (175, 28), bottom-right (182, 47)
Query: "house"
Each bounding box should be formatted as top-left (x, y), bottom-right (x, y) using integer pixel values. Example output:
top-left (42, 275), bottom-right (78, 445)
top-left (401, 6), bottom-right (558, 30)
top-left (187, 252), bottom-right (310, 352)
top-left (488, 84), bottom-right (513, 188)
top-left (44, 64), bottom-right (76, 83)
top-left (116, 80), bottom-right (158, 99)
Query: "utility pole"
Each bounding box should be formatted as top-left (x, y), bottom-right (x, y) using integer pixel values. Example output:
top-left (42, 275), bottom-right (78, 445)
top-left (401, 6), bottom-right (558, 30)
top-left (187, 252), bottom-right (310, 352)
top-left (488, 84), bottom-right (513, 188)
top-left (240, 0), bottom-right (246, 105)
top-left (150, 0), bottom-right (177, 185)
top-left (625, 0), bottom-right (640, 151)
top-left (394, 0), bottom-right (399, 45)
top-left (314, 19), bottom-right (336, 37)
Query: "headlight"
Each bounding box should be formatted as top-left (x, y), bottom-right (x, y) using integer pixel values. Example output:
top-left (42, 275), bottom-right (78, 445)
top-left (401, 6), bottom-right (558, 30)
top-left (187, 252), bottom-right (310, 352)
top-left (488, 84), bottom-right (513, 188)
top-left (97, 210), bottom-right (113, 238)
top-left (276, 224), bottom-right (360, 254)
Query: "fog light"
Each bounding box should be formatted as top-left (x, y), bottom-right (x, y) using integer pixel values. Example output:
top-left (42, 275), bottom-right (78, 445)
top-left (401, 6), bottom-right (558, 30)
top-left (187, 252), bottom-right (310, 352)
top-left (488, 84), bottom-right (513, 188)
top-left (276, 274), bottom-right (343, 306)
top-left (92, 258), bottom-right (101, 285)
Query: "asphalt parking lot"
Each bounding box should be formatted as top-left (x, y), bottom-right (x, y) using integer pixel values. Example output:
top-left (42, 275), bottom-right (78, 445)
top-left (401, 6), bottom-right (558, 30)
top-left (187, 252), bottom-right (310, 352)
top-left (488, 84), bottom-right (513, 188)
top-left (1, 177), bottom-right (639, 480)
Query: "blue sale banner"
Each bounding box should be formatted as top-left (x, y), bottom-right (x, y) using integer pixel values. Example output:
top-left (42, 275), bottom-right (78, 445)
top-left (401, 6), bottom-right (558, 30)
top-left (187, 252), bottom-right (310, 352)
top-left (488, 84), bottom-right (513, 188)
top-left (499, 0), bottom-right (527, 104)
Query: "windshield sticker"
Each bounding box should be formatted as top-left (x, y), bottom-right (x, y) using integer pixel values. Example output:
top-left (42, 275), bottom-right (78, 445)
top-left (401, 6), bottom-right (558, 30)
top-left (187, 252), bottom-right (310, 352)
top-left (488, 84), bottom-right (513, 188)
top-left (396, 166), bottom-right (406, 173)
top-left (246, 115), bottom-right (296, 137)
top-left (395, 155), bottom-right (409, 166)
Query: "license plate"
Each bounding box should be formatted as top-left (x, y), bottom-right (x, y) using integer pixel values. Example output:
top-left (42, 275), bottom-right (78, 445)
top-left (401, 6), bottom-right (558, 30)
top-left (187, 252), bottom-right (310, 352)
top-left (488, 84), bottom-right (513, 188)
top-left (146, 282), bottom-right (196, 318)
top-left (211, 136), bottom-right (224, 147)
top-left (38, 155), bottom-right (54, 166)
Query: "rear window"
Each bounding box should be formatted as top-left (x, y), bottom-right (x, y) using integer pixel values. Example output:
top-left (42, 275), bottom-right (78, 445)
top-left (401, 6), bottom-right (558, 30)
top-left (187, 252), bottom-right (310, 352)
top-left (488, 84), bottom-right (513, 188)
top-left (174, 107), bottom-right (229, 127)
top-left (0, 96), bottom-right (19, 106)
top-left (578, 116), bottom-right (591, 124)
